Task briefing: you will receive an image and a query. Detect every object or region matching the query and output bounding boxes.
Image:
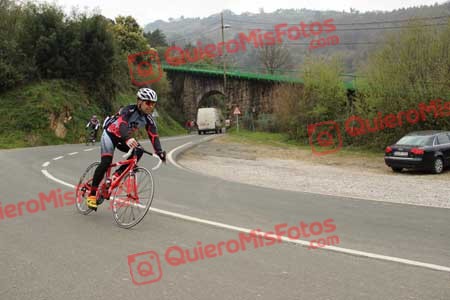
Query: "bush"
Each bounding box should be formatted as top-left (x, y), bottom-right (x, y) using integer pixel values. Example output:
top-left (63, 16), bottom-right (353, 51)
top-left (353, 20), bottom-right (450, 149)
top-left (273, 57), bottom-right (348, 142)
top-left (255, 113), bottom-right (278, 132)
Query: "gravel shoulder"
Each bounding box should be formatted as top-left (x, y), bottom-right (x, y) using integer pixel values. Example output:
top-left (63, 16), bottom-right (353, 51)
top-left (178, 135), bottom-right (450, 208)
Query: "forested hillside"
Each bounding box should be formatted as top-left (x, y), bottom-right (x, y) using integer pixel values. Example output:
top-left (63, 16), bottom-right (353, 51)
top-left (0, 0), bottom-right (184, 148)
top-left (1, 0), bottom-right (449, 150)
top-left (145, 4), bottom-right (450, 73)
top-left (146, 5), bottom-right (450, 150)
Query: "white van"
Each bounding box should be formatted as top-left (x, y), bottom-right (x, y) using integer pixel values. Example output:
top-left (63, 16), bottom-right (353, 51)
top-left (196, 107), bottom-right (224, 134)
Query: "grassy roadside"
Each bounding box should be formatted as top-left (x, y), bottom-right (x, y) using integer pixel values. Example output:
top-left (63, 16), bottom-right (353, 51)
top-left (0, 80), bottom-right (185, 149)
top-left (225, 129), bottom-right (383, 160)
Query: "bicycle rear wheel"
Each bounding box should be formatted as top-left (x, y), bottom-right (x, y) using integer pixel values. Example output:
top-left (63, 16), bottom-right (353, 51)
top-left (75, 162), bottom-right (100, 215)
top-left (111, 167), bottom-right (154, 229)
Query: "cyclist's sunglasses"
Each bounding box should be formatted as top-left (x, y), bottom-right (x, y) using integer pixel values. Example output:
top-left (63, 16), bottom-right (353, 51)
top-left (141, 100), bottom-right (156, 106)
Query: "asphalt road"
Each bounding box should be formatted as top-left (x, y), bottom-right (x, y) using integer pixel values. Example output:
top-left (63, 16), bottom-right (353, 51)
top-left (0, 134), bottom-right (449, 300)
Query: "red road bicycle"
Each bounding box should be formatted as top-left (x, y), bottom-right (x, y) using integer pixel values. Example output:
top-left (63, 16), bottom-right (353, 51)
top-left (75, 146), bottom-right (159, 228)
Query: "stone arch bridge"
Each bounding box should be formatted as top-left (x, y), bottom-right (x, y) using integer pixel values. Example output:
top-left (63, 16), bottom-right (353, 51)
top-left (163, 65), bottom-right (355, 120)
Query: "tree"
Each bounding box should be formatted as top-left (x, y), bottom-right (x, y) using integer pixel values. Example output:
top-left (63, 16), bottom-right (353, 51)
top-left (0, 0), bottom-right (25, 91)
top-left (144, 29), bottom-right (168, 47)
top-left (353, 19), bottom-right (450, 148)
top-left (273, 57), bottom-right (348, 141)
top-left (77, 15), bottom-right (120, 107)
top-left (112, 15), bottom-right (148, 54)
top-left (257, 43), bottom-right (292, 74)
top-left (17, 2), bottom-right (69, 79)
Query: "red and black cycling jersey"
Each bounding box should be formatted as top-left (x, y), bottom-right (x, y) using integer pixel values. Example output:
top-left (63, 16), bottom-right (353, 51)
top-left (105, 104), bottom-right (162, 152)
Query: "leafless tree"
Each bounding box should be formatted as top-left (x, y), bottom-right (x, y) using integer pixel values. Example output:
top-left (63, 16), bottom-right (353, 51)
top-left (257, 42), bottom-right (292, 75)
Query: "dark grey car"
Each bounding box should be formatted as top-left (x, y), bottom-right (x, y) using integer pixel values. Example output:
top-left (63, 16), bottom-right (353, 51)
top-left (384, 130), bottom-right (450, 174)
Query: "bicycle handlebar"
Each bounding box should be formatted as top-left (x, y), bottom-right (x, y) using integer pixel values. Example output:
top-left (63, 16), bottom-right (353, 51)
top-left (122, 144), bottom-right (155, 158)
top-left (122, 144), bottom-right (164, 170)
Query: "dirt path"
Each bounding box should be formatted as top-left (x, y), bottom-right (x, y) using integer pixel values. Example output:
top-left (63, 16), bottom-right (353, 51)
top-left (178, 135), bottom-right (450, 208)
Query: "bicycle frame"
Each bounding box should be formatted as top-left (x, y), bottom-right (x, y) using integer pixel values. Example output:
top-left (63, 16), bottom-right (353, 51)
top-left (101, 155), bottom-right (138, 200)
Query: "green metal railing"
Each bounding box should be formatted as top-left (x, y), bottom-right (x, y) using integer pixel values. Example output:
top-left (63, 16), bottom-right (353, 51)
top-left (161, 64), bottom-right (356, 90)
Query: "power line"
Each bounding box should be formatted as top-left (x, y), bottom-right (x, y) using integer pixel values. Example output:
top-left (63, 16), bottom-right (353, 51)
top-left (328, 15), bottom-right (450, 26)
top-left (167, 23), bottom-right (221, 44)
top-left (165, 15), bottom-right (450, 45)
top-left (167, 27), bottom-right (220, 43)
top-left (282, 42), bottom-right (377, 45)
top-left (169, 22), bottom-right (448, 44)
top-left (228, 22), bottom-right (449, 32)
top-left (224, 15), bottom-right (450, 26)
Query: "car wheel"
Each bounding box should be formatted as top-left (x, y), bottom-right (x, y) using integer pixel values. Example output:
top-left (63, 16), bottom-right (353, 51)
top-left (432, 157), bottom-right (444, 174)
top-left (391, 167), bottom-right (403, 173)
top-left (198, 130), bottom-right (202, 135)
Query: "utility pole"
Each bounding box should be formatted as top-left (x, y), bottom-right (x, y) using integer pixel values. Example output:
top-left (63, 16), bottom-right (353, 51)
top-left (221, 12), bottom-right (227, 91)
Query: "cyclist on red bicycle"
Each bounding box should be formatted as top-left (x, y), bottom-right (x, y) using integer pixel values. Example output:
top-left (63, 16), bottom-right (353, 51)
top-left (86, 88), bottom-right (166, 210)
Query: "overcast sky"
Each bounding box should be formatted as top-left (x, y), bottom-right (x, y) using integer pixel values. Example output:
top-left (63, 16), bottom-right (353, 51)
top-left (46, 0), bottom-right (448, 25)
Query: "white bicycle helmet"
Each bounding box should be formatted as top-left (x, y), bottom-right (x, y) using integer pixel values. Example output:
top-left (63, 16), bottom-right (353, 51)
top-left (137, 88), bottom-right (157, 102)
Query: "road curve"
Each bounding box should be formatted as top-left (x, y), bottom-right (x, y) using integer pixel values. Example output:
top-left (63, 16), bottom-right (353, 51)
top-left (0, 134), bottom-right (449, 300)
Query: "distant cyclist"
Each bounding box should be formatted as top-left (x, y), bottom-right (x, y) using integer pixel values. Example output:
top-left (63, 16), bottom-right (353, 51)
top-left (86, 115), bottom-right (100, 142)
top-left (86, 88), bottom-right (166, 210)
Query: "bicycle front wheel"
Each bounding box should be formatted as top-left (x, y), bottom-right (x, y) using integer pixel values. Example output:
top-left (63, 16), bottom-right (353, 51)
top-left (111, 167), bottom-right (155, 229)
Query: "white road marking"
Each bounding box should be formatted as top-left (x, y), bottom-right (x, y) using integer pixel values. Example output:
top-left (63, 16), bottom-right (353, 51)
top-left (162, 135), bottom-right (198, 141)
top-left (109, 197), bottom-right (146, 209)
top-left (41, 169), bottom-right (75, 188)
top-left (40, 167), bottom-right (450, 274)
top-left (68, 152), bottom-right (78, 156)
top-left (42, 161), bottom-right (50, 167)
top-left (149, 208), bottom-right (450, 273)
top-left (152, 157), bottom-right (162, 170)
top-left (83, 148), bottom-right (95, 152)
top-left (167, 142), bottom-right (193, 170)
top-left (53, 156), bottom-right (64, 160)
